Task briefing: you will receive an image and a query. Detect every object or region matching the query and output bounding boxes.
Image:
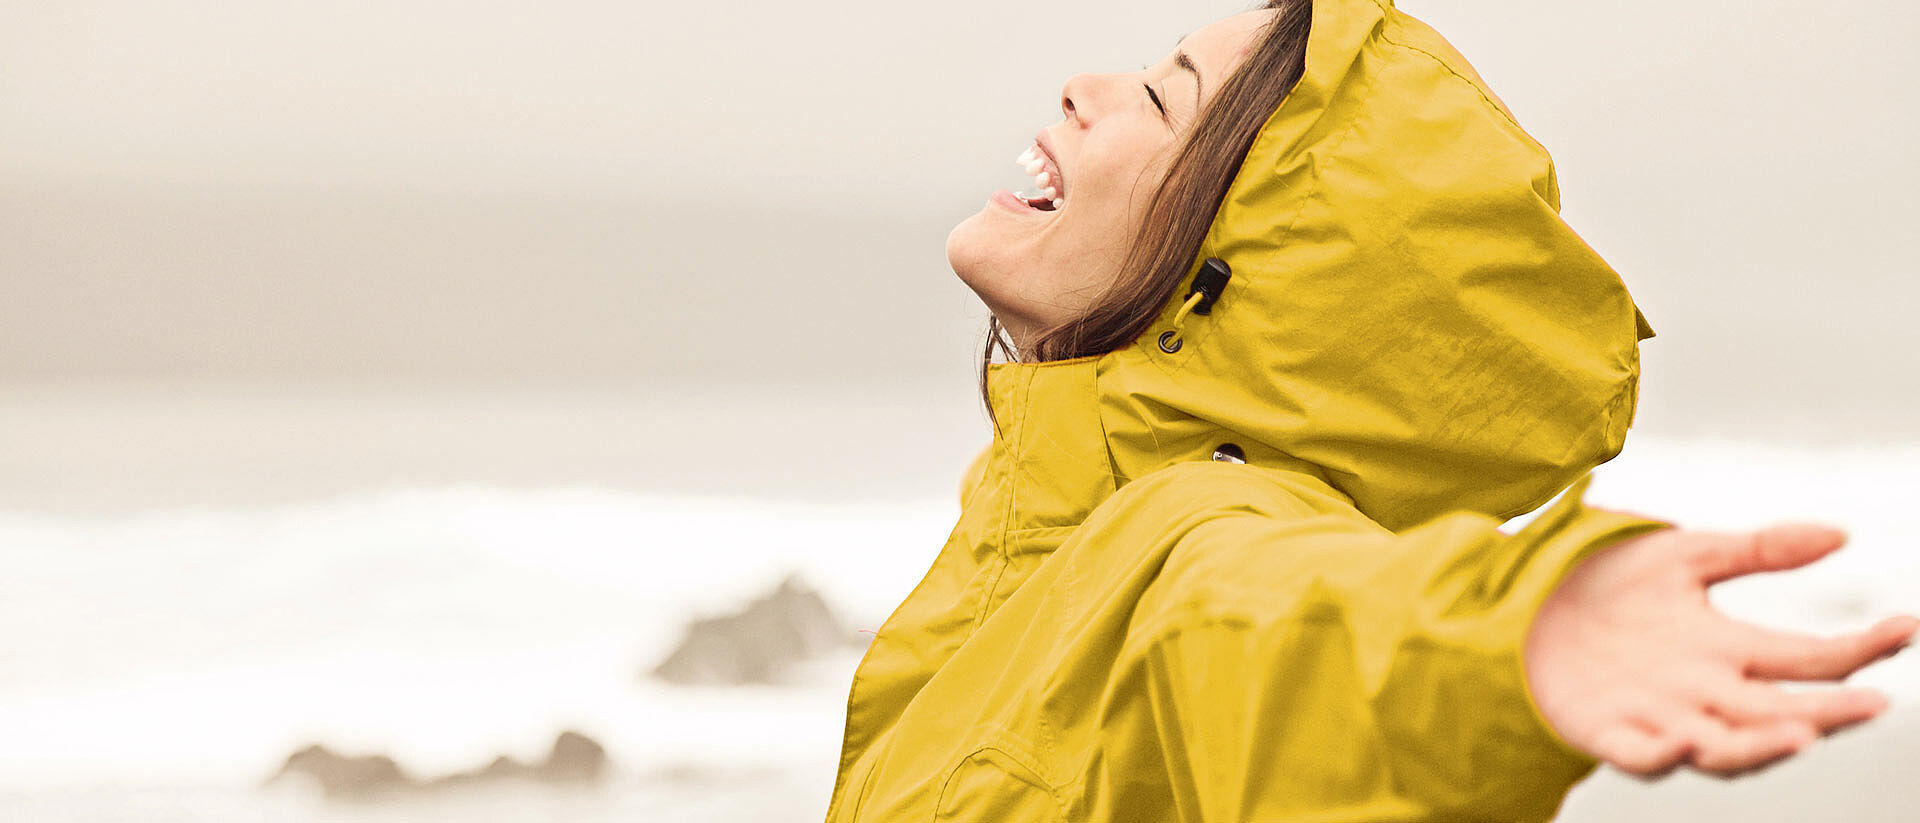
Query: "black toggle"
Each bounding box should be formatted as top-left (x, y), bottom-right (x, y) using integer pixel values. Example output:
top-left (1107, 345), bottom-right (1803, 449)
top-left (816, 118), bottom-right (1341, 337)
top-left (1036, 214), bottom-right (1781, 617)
top-left (1186, 258), bottom-right (1232, 316)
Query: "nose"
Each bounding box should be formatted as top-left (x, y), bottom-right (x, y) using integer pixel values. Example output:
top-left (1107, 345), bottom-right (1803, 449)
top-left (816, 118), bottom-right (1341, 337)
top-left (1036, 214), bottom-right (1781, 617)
top-left (1061, 70), bottom-right (1137, 125)
top-left (1060, 72), bottom-right (1110, 124)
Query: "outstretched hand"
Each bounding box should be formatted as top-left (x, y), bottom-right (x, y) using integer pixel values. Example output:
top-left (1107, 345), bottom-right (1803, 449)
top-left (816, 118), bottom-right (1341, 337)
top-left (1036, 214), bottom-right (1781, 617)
top-left (1525, 518), bottom-right (1919, 779)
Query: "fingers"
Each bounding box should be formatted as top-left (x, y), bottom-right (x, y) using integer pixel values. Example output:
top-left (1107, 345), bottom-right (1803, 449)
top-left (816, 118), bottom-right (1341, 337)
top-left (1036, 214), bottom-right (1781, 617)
top-left (1701, 719), bottom-right (1817, 778)
top-left (1593, 722), bottom-right (1690, 779)
top-left (1660, 709), bottom-right (1818, 778)
top-left (1741, 614), bottom-right (1920, 681)
top-left (1705, 677), bottom-right (1890, 732)
top-left (1686, 523), bottom-right (1848, 585)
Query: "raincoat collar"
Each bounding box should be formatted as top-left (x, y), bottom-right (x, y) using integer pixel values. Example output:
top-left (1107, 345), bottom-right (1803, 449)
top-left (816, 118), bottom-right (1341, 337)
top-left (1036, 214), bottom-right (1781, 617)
top-left (983, 355), bottom-right (1345, 533)
top-left (980, 356), bottom-right (1118, 533)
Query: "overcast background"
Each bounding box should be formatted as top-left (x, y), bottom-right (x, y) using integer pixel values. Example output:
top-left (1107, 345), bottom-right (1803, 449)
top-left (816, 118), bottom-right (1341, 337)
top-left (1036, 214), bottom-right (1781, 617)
top-left (5, 0), bottom-right (1916, 432)
top-left (3, 1), bottom-right (1917, 821)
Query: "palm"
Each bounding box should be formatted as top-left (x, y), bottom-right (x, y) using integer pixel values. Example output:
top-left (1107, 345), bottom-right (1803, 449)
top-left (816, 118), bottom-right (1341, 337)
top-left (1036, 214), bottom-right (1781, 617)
top-left (1526, 519), bottom-right (1919, 779)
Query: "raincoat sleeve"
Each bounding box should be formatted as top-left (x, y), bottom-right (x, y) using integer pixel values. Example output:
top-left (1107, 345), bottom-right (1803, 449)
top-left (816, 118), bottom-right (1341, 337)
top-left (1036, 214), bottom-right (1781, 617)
top-left (1113, 467), bottom-right (1675, 823)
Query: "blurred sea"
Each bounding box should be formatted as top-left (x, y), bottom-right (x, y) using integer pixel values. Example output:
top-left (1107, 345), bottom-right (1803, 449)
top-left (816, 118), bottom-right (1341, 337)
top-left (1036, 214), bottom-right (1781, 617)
top-left (3, 382), bottom-right (1918, 821)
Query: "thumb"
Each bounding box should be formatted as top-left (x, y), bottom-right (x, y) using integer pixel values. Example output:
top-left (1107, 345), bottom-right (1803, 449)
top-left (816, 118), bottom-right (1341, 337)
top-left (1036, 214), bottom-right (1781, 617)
top-left (1688, 522), bottom-right (1848, 585)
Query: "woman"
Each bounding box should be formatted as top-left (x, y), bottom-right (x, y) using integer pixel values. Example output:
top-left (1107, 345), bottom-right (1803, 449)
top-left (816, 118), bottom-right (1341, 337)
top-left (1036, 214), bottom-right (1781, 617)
top-left (828, 1), bottom-right (1917, 820)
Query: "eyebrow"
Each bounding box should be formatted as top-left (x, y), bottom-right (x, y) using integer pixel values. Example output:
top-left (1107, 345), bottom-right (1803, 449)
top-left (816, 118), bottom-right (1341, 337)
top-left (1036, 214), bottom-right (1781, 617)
top-left (1174, 49), bottom-right (1202, 109)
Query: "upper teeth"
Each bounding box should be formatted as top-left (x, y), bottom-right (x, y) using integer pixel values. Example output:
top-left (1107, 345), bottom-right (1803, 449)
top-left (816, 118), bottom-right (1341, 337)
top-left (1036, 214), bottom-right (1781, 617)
top-left (1014, 145), bottom-right (1064, 207)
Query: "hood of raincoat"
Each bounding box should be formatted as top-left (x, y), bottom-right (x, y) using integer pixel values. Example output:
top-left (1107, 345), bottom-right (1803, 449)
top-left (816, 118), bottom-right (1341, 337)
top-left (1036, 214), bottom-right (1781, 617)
top-left (1006, 0), bottom-right (1653, 533)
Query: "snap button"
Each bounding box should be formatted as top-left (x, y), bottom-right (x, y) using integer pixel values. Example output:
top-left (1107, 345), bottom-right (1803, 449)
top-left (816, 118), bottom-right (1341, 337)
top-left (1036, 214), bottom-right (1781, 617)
top-left (1211, 443), bottom-right (1245, 464)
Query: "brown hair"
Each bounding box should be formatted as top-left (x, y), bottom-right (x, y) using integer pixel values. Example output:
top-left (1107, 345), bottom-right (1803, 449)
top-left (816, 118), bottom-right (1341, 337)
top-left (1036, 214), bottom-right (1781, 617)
top-left (979, 0), bottom-right (1313, 430)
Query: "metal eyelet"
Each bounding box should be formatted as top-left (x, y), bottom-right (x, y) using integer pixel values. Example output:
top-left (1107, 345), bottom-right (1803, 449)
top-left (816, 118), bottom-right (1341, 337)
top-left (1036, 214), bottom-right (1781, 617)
top-left (1157, 331), bottom-right (1182, 354)
top-left (1211, 443), bottom-right (1246, 463)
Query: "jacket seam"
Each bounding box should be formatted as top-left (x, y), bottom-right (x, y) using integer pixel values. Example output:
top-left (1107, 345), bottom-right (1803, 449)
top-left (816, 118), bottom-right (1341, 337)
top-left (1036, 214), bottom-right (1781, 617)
top-left (975, 366), bottom-right (1039, 631)
top-left (998, 366), bottom-right (1034, 559)
top-left (971, 555), bottom-right (1011, 630)
top-left (1091, 361), bottom-right (1127, 495)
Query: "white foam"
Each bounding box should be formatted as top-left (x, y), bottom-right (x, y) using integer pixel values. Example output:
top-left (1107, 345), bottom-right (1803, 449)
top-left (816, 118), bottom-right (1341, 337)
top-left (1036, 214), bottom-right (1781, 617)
top-left (0, 487), bottom-right (953, 790)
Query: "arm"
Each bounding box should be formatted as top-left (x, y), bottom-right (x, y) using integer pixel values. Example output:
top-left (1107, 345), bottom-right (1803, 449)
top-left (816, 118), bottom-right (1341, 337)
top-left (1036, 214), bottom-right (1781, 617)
top-left (1117, 471), bottom-right (1669, 823)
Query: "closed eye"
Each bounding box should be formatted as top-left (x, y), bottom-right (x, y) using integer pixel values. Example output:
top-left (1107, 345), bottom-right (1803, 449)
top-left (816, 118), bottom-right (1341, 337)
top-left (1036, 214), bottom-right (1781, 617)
top-left (1144, 83), bottom-right (1166, 118)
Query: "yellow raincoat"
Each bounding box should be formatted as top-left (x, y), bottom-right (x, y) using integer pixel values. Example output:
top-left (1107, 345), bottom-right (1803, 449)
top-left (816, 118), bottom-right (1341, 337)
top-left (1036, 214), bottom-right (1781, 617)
top-left (827, 0), bottom-right (1674, 820)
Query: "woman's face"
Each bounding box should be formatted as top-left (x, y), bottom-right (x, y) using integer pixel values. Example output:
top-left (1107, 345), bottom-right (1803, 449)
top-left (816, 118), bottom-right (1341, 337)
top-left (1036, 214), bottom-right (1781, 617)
top-left (946, 9), bottom-right (1275, 353)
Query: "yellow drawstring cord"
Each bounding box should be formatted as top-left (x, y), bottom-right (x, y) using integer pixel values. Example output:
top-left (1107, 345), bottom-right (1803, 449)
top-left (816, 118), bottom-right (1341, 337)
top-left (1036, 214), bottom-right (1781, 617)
top-left (1158, 291), bottom-right (1207, 354)
top-left (1171, 291), bottom-right (1205, 329)
top-left (1159, 257), bottom-right (1233, 354)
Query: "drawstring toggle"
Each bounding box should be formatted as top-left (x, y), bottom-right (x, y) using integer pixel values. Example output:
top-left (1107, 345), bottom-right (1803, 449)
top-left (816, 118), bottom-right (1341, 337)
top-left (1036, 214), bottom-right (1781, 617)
top-left (1158, 257), bottom-right (1233, 354)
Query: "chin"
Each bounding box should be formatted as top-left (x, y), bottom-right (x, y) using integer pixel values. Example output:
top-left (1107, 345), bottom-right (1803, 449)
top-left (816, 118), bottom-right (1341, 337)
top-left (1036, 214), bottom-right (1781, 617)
top-left (946, 200), bottom-right (1052, 333)
top-left (945, 210), bottom-right (997, 292)
top-left (949, 223), bottom-right (1032, 330)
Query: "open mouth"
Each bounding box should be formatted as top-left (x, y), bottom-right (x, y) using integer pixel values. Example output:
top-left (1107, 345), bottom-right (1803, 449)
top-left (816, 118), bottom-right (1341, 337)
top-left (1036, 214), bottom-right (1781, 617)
top-left (1013, 143), bottom-right (1066, 211)
top-left (1019, 193), bottom-right (1058, 212)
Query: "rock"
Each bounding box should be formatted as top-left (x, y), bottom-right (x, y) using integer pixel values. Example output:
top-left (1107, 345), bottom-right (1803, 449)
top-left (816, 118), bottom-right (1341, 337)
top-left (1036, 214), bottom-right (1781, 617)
top-left (427, 754), bottom-right (531, 787)
top-left (428, 729), bottom-right (609, 786)
top-left (269, 729), bottom-right (611, 798)
top-left (266, 744), bottom-right (413, 799)
top-left (482, 754), bottom-right (534, 779)
top-left (540, 729), bottom-right (607, 782)
top-left (649, 572), bottom-right (863, 686)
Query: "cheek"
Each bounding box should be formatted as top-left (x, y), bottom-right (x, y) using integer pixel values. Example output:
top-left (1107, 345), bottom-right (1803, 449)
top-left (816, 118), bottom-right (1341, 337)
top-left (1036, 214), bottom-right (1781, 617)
top-left (1066, 147), bottom-right (1174, 246)
top-left (1076, 130), bottom-right (1177, 201)
top-left (1067, 147), bottom-right (1177, 252)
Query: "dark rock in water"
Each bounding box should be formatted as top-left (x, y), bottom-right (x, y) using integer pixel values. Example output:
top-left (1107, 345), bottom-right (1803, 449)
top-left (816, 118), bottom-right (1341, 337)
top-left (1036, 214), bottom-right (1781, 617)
top-left (483, 754), bottom-right (534, 779)
top-left (430, 732), bottom-right (602, 782)
top-left (542, 729), bottom-right (607, 782)
top-left (266, 744), bottom-right (414, 799)
top-left (428, 729), bottom-right (609, 786)
top-left (270, 730), bottom-right (611, 799)
top-left (428, 754), bottom-right (532, 787)
top-left (649, 572), bottom-right (865, 686)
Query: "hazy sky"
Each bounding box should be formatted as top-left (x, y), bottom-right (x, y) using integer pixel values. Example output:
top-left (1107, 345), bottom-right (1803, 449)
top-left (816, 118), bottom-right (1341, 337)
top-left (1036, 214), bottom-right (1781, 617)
top-left (0, 1), bottom-right (1245, 200)
top-left (3, 0), bottom-right (1916, 432)
top-left (5, 1), bottom-right (1911, 209)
